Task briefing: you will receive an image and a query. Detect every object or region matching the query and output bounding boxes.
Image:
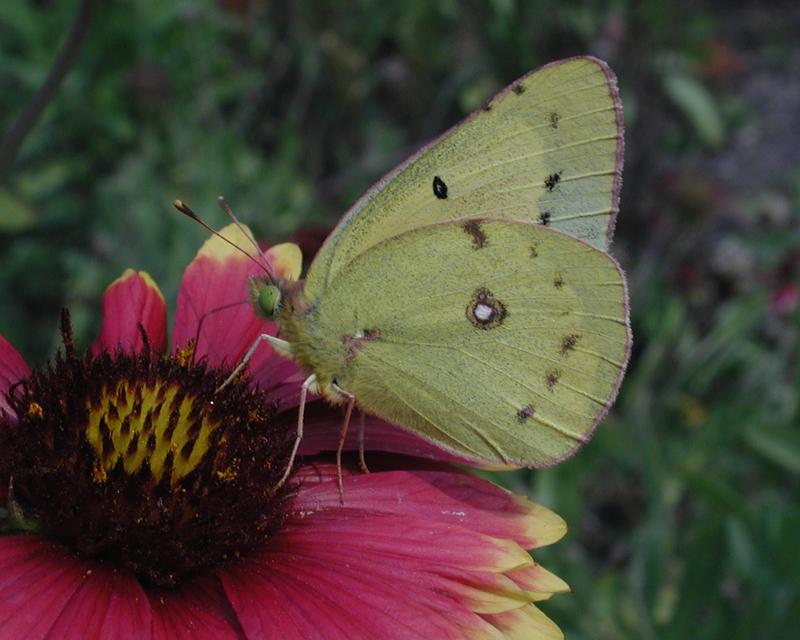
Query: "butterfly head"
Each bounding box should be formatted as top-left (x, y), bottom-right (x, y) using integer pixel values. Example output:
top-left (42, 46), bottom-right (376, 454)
top-left (251, 278), bottom-right (283, 319)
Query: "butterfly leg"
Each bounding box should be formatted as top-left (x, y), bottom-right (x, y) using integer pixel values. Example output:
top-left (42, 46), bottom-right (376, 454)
top-left (357, 410), bottom-right (370, 474)
top-left (216, 333), bottom-right (293, 392)
top-left (273, 373), bottom-right (316, 492)
top-left (331, 383), bottom-right (356, 505)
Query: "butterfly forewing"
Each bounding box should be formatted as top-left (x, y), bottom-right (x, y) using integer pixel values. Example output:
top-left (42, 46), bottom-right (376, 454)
top-left (297, 219), bottom-right (630, 466)
top-left (305, 56), bottom-right (623, 300)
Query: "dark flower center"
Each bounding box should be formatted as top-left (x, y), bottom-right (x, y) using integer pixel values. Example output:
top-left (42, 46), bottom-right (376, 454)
top-left (0, 313), bottom-right (294, 588)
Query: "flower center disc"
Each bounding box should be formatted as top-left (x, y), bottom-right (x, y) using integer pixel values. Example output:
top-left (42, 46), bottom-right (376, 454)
top-left (1, 332), bottom-right (294, 588)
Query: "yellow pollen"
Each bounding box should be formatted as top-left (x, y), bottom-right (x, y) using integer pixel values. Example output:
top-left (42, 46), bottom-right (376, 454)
top-left (175, 341), bottom-right (196, 368)
top-left (85, 380), bottom-right (220, 485)
top-left (27, 402), bottom-right (44, 418)
top-left (216, 468), bottom-right (237, 482)
top-left (216, 456), bottom-right (239, 482)
top-left (92, 461), bottom-right (108, 484)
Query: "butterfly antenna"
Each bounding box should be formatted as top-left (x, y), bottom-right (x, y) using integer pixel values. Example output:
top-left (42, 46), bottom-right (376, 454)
top-left (173, 199), bottom-right (271, 276)
top-left (191, 299), bottom-right (251, 363)
top-left (217, 196), bottom-right (276, 281)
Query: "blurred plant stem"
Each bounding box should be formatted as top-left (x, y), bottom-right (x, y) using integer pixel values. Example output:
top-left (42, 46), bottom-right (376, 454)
top-left (0, 0), bottom-right (95, 178)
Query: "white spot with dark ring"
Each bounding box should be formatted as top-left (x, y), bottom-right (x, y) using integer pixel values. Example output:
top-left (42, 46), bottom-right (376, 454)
top-left (474, 303), bottom-right (494, 322)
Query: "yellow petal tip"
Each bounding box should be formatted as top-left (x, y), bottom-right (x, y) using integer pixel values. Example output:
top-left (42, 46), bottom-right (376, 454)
top-left (266, 242), bottom-right (303, 280)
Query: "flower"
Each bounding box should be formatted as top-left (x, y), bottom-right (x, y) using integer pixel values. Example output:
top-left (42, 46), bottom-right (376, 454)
top-left (0, 226), bottom-right (568, 639)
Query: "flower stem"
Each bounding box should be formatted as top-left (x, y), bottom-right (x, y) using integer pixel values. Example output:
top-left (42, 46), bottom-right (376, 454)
top-left (0, 0), bottom-right (96, 177)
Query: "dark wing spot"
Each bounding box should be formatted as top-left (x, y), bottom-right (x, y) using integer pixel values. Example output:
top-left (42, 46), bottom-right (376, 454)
top-left (342, 328), bottom-right (382, 363)
top-left (545, 369), bottom-right (561, 391)
top-left (539, 210), bottom-right (552, 226)
top-left (560, 333), bottom-right (580, 355)
top-left (433, 176), bottom-right (448, 199)
top-left (512, 83), bottom-right (526, 95)
top-left (553, 271), bottom-right (564, 289)
top-left (466, 288), bottom-right (507, 330)
top-left (462, 220), bottom-right (488, 249)
top-left (550, 112), bottom-right (560, 128)
top-left (516, 404), bottom-right (535, 424)
top-left (544, 172), bottom-right (561, 191)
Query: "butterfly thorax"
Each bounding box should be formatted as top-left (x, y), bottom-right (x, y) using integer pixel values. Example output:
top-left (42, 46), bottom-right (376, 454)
top-left (273, 281), bottom-right (351, 406)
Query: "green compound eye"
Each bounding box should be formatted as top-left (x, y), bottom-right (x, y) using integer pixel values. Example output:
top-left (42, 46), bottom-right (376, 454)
top-left (257, 284), bottom-right (282, 317)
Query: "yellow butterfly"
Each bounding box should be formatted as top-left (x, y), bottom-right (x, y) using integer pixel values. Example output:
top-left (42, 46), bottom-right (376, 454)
top-left (191, 56), bottom-right (630, 488)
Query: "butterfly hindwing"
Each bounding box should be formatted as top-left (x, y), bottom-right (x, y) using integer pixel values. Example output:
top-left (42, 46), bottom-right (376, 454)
top-left (295, 219), bottom-right (630, 466)
top-left (306, 56), bottom-right (623, 300)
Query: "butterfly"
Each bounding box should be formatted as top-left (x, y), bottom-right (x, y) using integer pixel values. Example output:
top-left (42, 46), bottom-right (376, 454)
top-left (185, 56), bottom-right (631, 489)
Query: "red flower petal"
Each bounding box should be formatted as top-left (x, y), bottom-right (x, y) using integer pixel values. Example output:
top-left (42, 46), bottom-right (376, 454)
top-left (92, 269), bottom-right (167, 356)
top-left (172, 225), bottom-right (299, 384)
top-left (296, 406), bottom-right (484, 465)
top-left (222, 551), bottom-right (502, 639)
top-left (0, 334), bottom-right (29, 420)
top-left (259, 361), bottom-right (307, 406)
top-left (0, 536), bottom-right (93, 638)
top-left (220, 466), bottom-right (565, 639)
top-left (45, 563), bottom-right (151, 639)
top-left (292, 465), bottom-right (565, 550)
top-left (148, 575), bottom-right (244, 640)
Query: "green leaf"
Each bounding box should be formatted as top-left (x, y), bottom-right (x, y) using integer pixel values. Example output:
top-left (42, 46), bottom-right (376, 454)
top-left (0, 189), bottom-right (37, 232)
top-left (663, 71), bottom-right (725, 148)
top-left (744, 426), bottom-right (800, 474)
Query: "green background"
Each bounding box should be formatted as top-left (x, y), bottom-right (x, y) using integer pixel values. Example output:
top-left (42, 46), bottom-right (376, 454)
top-left (2, 2), bottom-right (799, 637)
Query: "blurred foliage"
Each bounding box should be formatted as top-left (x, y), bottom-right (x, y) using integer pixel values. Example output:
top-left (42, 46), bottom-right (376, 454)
top-left (2, 1), bottom-right (800, 638)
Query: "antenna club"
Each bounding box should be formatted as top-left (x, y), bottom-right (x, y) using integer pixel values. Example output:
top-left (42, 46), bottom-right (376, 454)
top-left (173, 197), bottom-right (276, 280)
top-left (173, 200), bottom-right (199, 220)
